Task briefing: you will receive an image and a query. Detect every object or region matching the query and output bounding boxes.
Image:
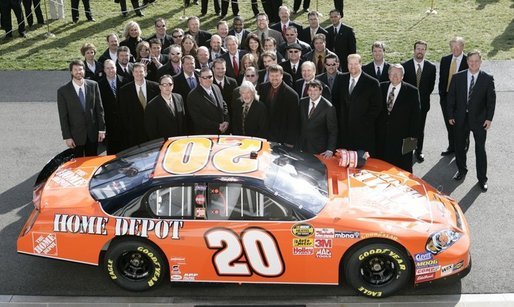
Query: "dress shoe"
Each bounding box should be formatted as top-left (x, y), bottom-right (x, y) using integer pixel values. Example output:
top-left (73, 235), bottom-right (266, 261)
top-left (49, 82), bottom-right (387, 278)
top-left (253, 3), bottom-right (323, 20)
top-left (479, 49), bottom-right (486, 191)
top-left (479, 181), bottom-right (488, 192)
top-left (136, 12), bottom-right (144, 17)
top-left (441, 148), bottom-right (454, 156)
top-left (20, 32), bottom-right (27, 38)
top-left (415, 153), bottom-right (425, 163)
top-left (122, 12), bottom-right (127, 17)
top-left (453, 171), bottom-right (467, 181)
top-left (87, 18), bottom-right (96, 22)
top-left (2, 34), bottom-right (13, 41)
top-left (303, 8), bottom-right (309, 12)
top-left (72, 19), bottom-right (79, 23)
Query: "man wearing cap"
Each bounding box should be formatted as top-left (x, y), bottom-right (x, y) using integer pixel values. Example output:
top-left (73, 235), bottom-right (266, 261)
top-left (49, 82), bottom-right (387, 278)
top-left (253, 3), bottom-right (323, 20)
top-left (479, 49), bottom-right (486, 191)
top-left (280, 43), bottom-right (305, 83)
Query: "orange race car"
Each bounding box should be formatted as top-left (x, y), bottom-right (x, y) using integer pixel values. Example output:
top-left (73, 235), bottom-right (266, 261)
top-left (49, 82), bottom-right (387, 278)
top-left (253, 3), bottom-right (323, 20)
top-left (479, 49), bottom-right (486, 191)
top-left (17, 135), bottom-right (471, 298)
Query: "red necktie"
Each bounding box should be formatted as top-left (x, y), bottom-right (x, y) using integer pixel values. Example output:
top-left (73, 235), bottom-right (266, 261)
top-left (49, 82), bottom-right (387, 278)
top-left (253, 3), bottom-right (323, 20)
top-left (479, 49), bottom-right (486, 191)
top-left (282, 24), bottom-right (287, 36)
top-left (302, 83), bottom-right (309, 97)
top-left (232, 55), bottom-right (239, 77)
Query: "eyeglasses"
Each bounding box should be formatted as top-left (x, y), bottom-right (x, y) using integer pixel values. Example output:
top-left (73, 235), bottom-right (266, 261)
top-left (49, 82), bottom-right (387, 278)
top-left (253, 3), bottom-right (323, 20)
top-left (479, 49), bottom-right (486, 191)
top-left (170, 52), bottom-right (182, 56)
top-left (160, 83), bottom-right (174, 87)
top-left (172, 35), bottom-right (183, 39)
top-left (156, 24), bottom-right (166, 28)
top-left (245, 74), bottom-right (256, 77)
top-left (288, 50), bottom-right (300, 53)
top-left (325, 63), bottom-right (337, 66)
top-left (201, 75), bottom-right (213, 79)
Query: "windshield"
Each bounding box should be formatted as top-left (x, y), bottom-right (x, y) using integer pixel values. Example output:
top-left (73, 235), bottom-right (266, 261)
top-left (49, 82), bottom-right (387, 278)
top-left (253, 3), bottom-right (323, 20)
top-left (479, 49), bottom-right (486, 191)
top-left (263, 145), bottom-right (328, 215)
top-left (90, 140), bottom-right (164, 200)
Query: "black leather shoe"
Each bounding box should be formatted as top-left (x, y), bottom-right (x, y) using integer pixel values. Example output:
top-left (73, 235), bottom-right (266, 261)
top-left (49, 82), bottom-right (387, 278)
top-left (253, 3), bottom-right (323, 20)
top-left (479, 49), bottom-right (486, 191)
top-left (479, 181), bottom-right (488, 192)
top-left (453, 171), bottom-right (467, 181)
top-left (415, 153), bottom-right (425, 163)
top-left (87, 18), bottom-right (96, 22)
top-left (441, 148), bottom-right (454, 156)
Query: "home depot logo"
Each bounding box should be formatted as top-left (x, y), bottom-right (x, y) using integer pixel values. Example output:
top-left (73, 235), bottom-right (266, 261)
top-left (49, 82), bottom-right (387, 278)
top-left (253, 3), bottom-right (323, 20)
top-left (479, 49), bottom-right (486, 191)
top-left (32, 232), bottom-right (58, 256)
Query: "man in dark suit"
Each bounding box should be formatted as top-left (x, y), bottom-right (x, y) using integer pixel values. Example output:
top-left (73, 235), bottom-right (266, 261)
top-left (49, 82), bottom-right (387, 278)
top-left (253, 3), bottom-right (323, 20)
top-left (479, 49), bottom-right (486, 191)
top-left (212, 58), bottom-right (238, 120)
top-left (271, 5), bottom-right (303, 40)
top-left (333, 54), bottom-right (381, 154)
top-left (185, 16), bottom-right (212, 47)
top-left (252, 13), bottom-right (284, 46)
top-left (259, 51), bottom-right (293, 87)
top-left (231, 81), bottom-right (268, 138)
top-left (280, 43), bottom-right (304, 83)
top-left (325, 9), bottom-right (356, 72)
top-left (316, 54), bottom-right (344, 96)
top-left (70, 0), bottom-right (94, 23)
top-left (172, 55), bottom-right (199, 103)
top-left (209, 35), bottom-right (227, 61)
top-left (57, 60), bottom-right (105, 157)
top-left (1, 0), bottom-right (26, 39)
top-left (118, 63), bottom-right (160, 150)
top-left (298, 80), bottom-right (338, 156)
top-left (302, 33), bottom-right (337, 76)
top-left (401, 40), bottom-right (436, 162)
top-left (257, 64), bottom-right (299, 146)
top-left (156, 45), bottom-right (183, 81)
top-left (277, 26), bottom-right (311, 60)
top-left (229, 16), bottom-right (251, 47)
top-left (196, 46), bottom-right (212, 70)
top-left (439, 36), bottom-right (468, 156)
top-left (362, 41), bottom-right (390, 83)
top-left (187, 67), bottom-right (230, 135)
top-left (301, 11), bottom-right (328, 47)
top-left (447, 51), bottom-right (496, 192)
top-left (145, 75), bottom-right (186, 140)
top-left (294, 61), bottom-right (331, 100)
top-left (146, 18), bottom-right (173, 51)
top-left (221, 35), bottom-right (247, 80)
top-left (376, 64), bottom-right (420, 173)
top-left (98, 60), bottom-right (125, 154)
top-left (116, 46), bottom-right (134, 82)
top-left (98, 33), bottom-right (119, 64)
top-left (146, 39), bottom-right (168, 82)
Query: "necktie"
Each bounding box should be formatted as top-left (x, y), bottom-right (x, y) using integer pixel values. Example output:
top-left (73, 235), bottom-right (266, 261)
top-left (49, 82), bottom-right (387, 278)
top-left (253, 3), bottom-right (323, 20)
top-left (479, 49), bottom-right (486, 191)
top-left (416, 63), bottom-right (422, 88)
top-left (168, 98), bottom-right (175, 116)
top-left (292, 64), bottom-right (296, 75)
top-left (138, 86), bottom-right (146, 109)
top-left (376, 66), bottom-right (381, 78)
top-left (261, 32), bottom-right (265, 44)
top-left (188, 76), bottom-right (196, 88)
top-left (302, 83), bottom-right (309, 97)
top-left (349, 78), bottom-right (356, 94)
top-left (210, 91), bottom-right (218, 106)
top-left (311, 29), bottom-right (315, 42)
top-left (387, 87), bottom-right (395, 113)
top-left (78, 87), bottom-right (86, 111)
top-left (332, 26), bottom-right (338, 48)
top-left (110, 80), bottom-right (117, 97)
top-left (242, 104), bottom-right (249, 134)
top-left (317, 55), bottom-right (323, 75)
top-left (467, 75), bottom-right (475, 110)
top-left (308, 101), bottom-right (316, 118)
top-left (328, 76), bottom-right (334, 90)
top-left (232, 55), bottom-right (239, 77)
top-left (282, 24), bottom-right (287, 36)
top-left (447, 57), bottom-right (457, 92)
top-left (218, 81), bottom-right (224, 89)
top-left (215, 53), bottom-right (219, 59)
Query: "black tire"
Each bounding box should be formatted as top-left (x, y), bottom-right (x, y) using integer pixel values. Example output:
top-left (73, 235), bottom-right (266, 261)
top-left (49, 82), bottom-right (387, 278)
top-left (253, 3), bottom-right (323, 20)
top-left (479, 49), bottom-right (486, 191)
top-left (104, 239), bottom-right (168, 291)
top-left (344, 242), bottom-right (412, 298)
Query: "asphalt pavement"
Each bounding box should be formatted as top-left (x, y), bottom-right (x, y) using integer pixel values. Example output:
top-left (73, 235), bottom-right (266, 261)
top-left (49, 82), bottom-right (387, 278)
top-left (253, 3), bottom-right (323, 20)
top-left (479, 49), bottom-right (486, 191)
top-left (0, 61), bottom-right (514, 306)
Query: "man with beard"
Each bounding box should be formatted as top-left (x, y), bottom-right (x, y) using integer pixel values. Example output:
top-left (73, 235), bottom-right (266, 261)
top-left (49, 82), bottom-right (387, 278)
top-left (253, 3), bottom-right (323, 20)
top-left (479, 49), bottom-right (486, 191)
top-left (57, 60), bottom-right (105, 157)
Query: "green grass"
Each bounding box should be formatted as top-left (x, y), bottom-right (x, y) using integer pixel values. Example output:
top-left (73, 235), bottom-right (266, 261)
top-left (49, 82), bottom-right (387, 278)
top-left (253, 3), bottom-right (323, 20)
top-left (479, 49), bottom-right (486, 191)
top-left (1, 0), bottom-right (513, 70)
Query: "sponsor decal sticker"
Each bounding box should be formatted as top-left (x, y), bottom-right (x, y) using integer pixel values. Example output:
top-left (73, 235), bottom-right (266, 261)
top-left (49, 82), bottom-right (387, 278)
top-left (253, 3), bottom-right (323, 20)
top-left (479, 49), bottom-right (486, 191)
top-left (291, 223), bottom-right (314, 237)
top-left (183, 273), bottom-right (198, 281)
top-left (334, 231), bottom-right (360, 239)
top-left (441, 264), bottom-right (453, 276)
top-left (358, 286), bottom-right (382, 297)
top-left (415, 259), bottom-right (439, 268)
top-left (32, 232), bottom-right (58, 256)
top-left (293, 238), bottom-right (314, 247)
top-left (315, 248), bottom-right (332, 258)
top-left (416, 266), bottom-right (440, 275)
top-left (362, 232), bottom-right (398, 241)
top-left (195, 207), bottom-right (205, 218)
top-left (314, 238), bottom-right (332, 249)
top-left (314, 228), bottom-right (334, 238)
top-left (415, 273), bottom-right (435, 282)
top-left (195, 194), bottom-right (206, 205)
top-left (292, 247), bottom-right (314, 255)
top-left (171, 274), bottom-right (182, 280)
top-left (172, 265), bottom-right (181, 274)
top-left (48, 168), bottom-right (92, 188)
top-left (414, 252), bottom-right (433, 262)
top-left (453, 260), bottom-right (464, 271)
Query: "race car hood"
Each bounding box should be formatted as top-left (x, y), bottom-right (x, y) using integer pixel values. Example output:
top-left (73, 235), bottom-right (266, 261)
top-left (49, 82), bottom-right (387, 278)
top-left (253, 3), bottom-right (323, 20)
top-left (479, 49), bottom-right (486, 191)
top-left (343, 167), bottom-right (461, 232)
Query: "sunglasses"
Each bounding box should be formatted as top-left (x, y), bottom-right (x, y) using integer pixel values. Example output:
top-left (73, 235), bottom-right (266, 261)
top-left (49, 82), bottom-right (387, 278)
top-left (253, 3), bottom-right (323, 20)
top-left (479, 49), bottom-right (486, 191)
top-left (172, 35), bottom-right (183, 39)
top-left (288, 50), bottom-right (300, 53)
top-left (201, 75), bottom-right (213, 79)
top-left (325, 63), bottom-right (337, 66)
top-left (160, 83), bottom-right (174, 87)
top-left (245, 74), bottom-right (256, 77)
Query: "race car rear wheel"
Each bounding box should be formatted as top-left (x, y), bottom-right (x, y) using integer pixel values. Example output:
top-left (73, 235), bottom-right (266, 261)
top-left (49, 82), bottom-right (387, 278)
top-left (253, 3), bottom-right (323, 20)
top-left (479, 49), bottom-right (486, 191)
top-left (344, 242), bottom-right (411, 298)
top-left (104, 239), bottom-right (168, 291)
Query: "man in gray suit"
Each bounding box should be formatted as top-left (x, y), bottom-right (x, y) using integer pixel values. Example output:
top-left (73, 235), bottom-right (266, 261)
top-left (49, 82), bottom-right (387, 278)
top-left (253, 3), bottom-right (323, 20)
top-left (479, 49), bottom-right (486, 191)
top-left (57, 60), bottom-right (106, 157)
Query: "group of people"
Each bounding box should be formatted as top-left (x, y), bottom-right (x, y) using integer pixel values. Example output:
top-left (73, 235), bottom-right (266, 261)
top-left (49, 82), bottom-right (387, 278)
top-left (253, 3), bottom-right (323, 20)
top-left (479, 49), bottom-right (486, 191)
top-left (56, 4), bottom-right (496, 192)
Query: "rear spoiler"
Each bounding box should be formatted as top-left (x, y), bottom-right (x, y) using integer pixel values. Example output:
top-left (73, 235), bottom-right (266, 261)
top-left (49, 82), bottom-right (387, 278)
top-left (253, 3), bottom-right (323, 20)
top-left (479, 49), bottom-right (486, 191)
top-left (34, 148), bottom-right (75, 187)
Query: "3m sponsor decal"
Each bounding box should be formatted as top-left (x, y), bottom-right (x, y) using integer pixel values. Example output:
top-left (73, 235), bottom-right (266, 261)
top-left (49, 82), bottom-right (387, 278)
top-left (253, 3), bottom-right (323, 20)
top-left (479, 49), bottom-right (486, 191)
top-left (291, 223), bottom-right (314, 237)
top-left (362, 232), bottom-right (398, 241)
top-left (415, 273), bottom-right (435, 282)
top-left (183, 273), bottom-right (198, 281)
top-left (358, 248), bottom-right (407, 271)
top-left (416, 266), bottom-right (440, 275)
top-left (358, 286), bottom-right (382, 297)
top-left (334, 231), bottom-right (360, 239)
top-left (441, 264), bottom-right (453, 276)
top-left (53, 214), bottom-right (184, 240)
top-left (314, 238), bottom-right (332, 248)
top-left (453, 260), bottom-right (464, 271)
top-left (415, 259), bottom-right (439, 268)
top-left (293, 238), bottom-right (314, 247)
top-left (414, 252), bottom-right (433, 262)
top-left (32, 232), bottom-right (58, 255)
top-left (314, 228), bottom-right (334, 238)
top-left (315, 248), bottom-right (332, 258)
top-left (293, 247), bottom-right (314, 255)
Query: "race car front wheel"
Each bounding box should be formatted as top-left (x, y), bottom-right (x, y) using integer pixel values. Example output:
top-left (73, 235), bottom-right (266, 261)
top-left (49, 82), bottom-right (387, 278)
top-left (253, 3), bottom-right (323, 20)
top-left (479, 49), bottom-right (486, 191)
top-left (104, 239), bottom-right (168, 291)
top-left (344, 242), bottom-right (412, 298)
